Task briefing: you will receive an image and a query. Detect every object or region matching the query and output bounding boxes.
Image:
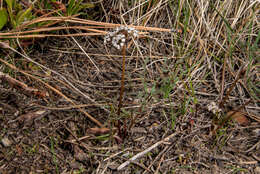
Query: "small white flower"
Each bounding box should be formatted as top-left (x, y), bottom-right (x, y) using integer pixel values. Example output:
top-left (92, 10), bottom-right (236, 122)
top-left (133, 32), bottom-right (139, 38)
top-left (104, 25), bottom-right (139, 49)
top-left (115, 27), bottom-right (120, 32)
top-left (128, 27), bottom-right (134, 31)
top-left (207, 102), bottom-right (222, 114)
top-left (119, 25), bottom-right (127, 30)
top-left (170, 28), bottom-right (176, 33)
top-left (115, 45), bottom-right (120, 50)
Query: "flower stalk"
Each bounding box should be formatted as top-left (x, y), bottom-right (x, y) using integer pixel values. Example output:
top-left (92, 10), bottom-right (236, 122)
top-left (104, 26), bottom-right (139, 138)
top-left (117, 44), bottom-right (126, 117)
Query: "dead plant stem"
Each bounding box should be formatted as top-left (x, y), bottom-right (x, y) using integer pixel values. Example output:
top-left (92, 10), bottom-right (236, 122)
top-left (219, 65), bottom-right (246, 108)
top-left (117, 44), bottom-right (126, 117)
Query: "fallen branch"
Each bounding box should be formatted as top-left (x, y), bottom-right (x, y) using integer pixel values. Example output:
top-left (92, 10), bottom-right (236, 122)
top-left (117, 132), bottom-right (179, 170)
top-left (0, 71), bottom-right (47, 98)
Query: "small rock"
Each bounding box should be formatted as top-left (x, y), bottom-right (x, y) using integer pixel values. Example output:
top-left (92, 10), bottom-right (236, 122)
top-left (122, 152), bottom-right (131, 158)
top-left (131, 127), bottom-right (147, 134)
top-left (74, 152), bottom-right (88, 162)
top-left (211, 164), bottom-right (220, 174)
top-left (1, 136), bottom-right (12, 147)
top-left (253, 129), bottom-right (260, 136)
top-left (70, 161), bottom-right (82, 169)
top-left (9, 122), bottom-right (19, 129)
top-left (108, 161), bottom-right (120, 170)
top-left (254, 166), bottom-right (260, 173)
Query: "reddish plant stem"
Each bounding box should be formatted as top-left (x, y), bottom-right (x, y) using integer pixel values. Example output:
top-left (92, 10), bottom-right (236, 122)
top-left (219, 57), bottom-right (227, 108)
top-left (219, 66), bottom-right (246, 108)
top-left (117, 44), bottom-right (126, 116)
top-left (117, 44), bottom-right (126, 137)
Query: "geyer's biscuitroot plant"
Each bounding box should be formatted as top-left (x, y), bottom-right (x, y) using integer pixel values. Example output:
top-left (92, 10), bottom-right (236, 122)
top-left (104, 26), bottom-right (139, 138)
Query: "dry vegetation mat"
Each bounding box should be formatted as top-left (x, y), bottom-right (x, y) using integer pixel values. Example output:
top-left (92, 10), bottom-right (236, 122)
top-left (0, 0), bottom-right (259, 173)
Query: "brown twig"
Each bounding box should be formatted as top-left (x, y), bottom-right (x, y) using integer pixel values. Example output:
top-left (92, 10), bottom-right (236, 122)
top-left (219, 64), bottom-right (246, 108)
top-left (117, 132), bottom-right (179, 170)
top-left (0, 17), bottom-right (178, 39)
top-left (0, 72), bottom-right (47, 98)
top-left (117, 44), bottom-right (126, 117)
top-left (0, 58), bottom-right (104, 127)
top-left (219, 56), bottom-right (227, 108)
top-left (117, 44), bottom-right (127, 138)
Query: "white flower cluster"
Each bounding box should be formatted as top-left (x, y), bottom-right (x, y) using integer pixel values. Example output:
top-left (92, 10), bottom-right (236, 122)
top-left (207, 102), bottom-right (222, 114)
top-left (104, 26), bottom-right (139, 50)
top-left (170, 28), bottom-right (177, 33)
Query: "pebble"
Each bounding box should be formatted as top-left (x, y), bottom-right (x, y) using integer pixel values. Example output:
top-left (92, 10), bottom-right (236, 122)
top-left (1, 136), bottom-right (12, 147)
top-left (70, 161), bottom-right (82, 169)
top-left (254, 166), bottom-right (260, 173)
top-left (253, 129), bottom-right (260, 136)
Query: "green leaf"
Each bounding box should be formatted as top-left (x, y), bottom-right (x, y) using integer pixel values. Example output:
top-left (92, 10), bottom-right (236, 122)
top-left (4, 0), bottom-right (16, 27)
top-left (0, 8), bottom-right (8, 30)
top-left (67, 0), bottom-right (94, 16)
top-left (4, 0), bottom-right (13, 10)
top-left (82, 3), bottom-right (95, 9)
top-left (16, 7), bottom-right (32, 26)
top-left (212, 6), bottom-right (234, 33)
top-left (71, 3), bottom-right (94, 15)
top-left (67, 0), bottom-right (76, 12)
top-left (70, 0), bottom-right (83, 15)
